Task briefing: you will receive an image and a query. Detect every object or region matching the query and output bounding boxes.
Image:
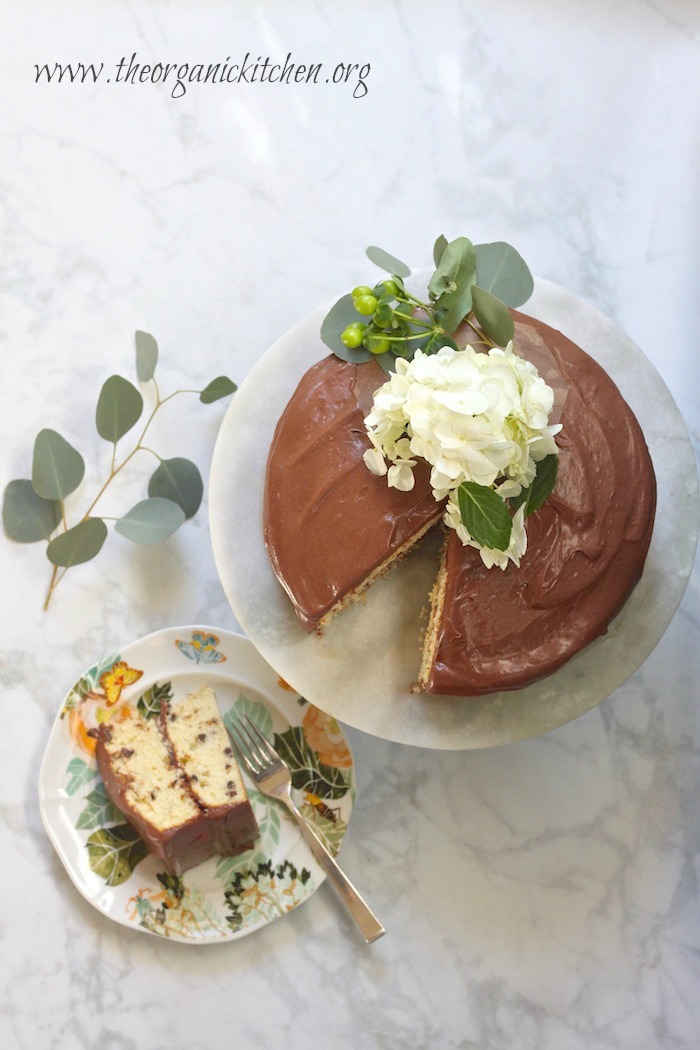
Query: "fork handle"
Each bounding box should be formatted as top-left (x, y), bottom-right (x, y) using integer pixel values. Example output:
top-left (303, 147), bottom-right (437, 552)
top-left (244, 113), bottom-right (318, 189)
top-left (285, 799), bottom-right (385, 943)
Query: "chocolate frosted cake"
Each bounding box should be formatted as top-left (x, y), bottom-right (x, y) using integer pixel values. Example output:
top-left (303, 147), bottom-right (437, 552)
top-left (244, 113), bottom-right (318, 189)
top-left (263, 312), bottom-right (656, 697)
top-left (97, 686), bottom-right (258, 874)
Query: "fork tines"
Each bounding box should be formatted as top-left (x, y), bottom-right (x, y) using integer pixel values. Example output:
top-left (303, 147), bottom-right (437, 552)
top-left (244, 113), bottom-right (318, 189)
top-left (228, 714), bottom-right (281, 778)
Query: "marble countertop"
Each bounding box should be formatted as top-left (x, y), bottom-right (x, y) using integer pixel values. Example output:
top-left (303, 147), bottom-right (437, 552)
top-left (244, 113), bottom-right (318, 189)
top-left (1, 2), bottom-right (699, 1048)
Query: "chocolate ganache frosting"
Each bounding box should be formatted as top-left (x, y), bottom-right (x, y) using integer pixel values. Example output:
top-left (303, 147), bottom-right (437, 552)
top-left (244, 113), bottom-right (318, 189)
top-left (421, 310), bottom-right (657, 695)
top-left (264, 310), bottom-right (656, 696)
top-left (264, 355), bottom-right (443, 631)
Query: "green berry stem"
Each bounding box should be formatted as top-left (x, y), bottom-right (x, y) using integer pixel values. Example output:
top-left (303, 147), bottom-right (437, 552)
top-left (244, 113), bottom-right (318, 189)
top-left (391, 311), bottom-right (435, 329)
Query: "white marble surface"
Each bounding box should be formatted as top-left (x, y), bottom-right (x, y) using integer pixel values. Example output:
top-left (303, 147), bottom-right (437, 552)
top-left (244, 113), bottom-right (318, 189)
top-left (1, 2), bottom-right (699, 1048)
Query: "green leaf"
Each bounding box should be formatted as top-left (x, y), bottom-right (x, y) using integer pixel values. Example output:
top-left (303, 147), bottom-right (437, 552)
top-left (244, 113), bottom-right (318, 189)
top-left (273, 725), bottom-right (350, 800)
top-left (148, 458), bottom-right (203, 519)
top-left (320, 293), bottom-right (373, 363)
top-left (474, 241), bottom-right (534, 308)
top-left (457, 482), bottom-right (512, 551)
top-left (419, 330), bottom-right (461, 356)
top-left (86, 824), bottom-right (149, 886)
top-left (375, 349), bottom-right (400, 374)
top-left (471, 285), bottom-right (515, 347)
top-left (224, 694), bottom-right (274, 739)
top-left (3, 479), bottom-right (61, 542)
top-left (96, 375), bottom-right (143, 443)
top-left (114, 497), bottom-right (185, 545)
top-left (509, 454), bottom-right (559, 517)
top-left (65, 756), bottom-right (99, 796)
top-left (199, 376), bottom-right (238, 404)
top-left (433, 234), bottom-right (448, 267)
top-left (32, 429), bottom-right (85, 501)
top-left (137, 680), bottom-right (173, 719)
top-left (135, 330), bottom-right (159, 382)
top-left (429, 237), bottom-right (477, 333)
top-left (47, 518), bottom-right (108, 567)
top-left (76, 782), bottom-right (121, 829)
top-left (365, 245), bottom-right (411, 278)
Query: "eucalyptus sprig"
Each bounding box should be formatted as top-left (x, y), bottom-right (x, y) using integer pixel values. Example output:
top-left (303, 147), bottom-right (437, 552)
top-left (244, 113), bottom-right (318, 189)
top-left (321, 235), bottom-right (534, 372)
top-left (2, 330), bottom-right (237, 610)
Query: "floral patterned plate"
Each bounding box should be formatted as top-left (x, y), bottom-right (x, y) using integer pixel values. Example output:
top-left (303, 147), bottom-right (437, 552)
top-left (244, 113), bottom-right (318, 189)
top-left (39, 626), bottom-right (356, 944)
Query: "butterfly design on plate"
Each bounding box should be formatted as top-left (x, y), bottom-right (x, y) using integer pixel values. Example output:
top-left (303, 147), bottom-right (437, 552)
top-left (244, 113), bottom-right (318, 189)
top-left (98, 662), bottom-right (145, 706)
top-left (175, 631), bottom-right (227, 665)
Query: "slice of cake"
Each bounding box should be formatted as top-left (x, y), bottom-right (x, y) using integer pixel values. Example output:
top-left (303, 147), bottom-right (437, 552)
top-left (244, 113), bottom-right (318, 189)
top-left (96, 686), bottom-right (258, 875)
top-left (160, 686), bottom-right (258, 858)
top-left (96, 712), bottom-right (215, 875)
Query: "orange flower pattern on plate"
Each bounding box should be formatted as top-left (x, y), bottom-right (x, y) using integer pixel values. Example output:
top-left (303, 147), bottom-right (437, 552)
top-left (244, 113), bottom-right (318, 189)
top-left (302, 707), bottom-right (352, 769)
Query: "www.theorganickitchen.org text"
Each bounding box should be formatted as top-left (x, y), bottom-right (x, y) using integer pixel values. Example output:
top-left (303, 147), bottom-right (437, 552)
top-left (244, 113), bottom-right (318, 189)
top-left (34, 52), bottom-right (371, 99)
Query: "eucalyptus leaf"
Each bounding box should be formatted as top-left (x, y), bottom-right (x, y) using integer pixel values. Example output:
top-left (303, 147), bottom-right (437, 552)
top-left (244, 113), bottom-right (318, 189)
top-left (365, 245), bottom-right (411, 279)
top-left (509, 454), bottom-right (559, 517)
top-left (32, 428), bottom-right (85, 501)
top-left (320, 293), bottom-right (375, 363)
top-left (375, 349), bottom-right (400, 374)
top-left (114, 497), bottom-right (185, 545)
top-left (148, 457), bottom-right (203, 519)
top-left (199, 376), bottom-right (238, 404)
top-left (433, 234), bottom-right (448, 267)
top-left (3, 479), bottom-right (61, 542)
top-left (471, 285), bottom-right (515, 347)
top-left (135, 330), bottom-right (159, 382)
top-left (47, 518), bottom-right (108, 567)
top-left (474, 241), bottom-right (534, 308)
top-left (457, 482), bottom-right (512, 551)
top-left (429, 237), bottom-right (477, 333)
top-left (96, 375), bottom-right (143, 443)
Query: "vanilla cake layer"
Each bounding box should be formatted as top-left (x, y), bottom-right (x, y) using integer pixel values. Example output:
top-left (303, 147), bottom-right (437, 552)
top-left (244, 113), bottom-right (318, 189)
top-left (160, 687), bottom-right (258, 859)
top-left (161, 686), bottom-right (246, 809)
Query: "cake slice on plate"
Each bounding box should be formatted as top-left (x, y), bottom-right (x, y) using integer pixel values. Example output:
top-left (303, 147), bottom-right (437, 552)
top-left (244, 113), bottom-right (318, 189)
top-left (97, 685), bottom-right (258, 875)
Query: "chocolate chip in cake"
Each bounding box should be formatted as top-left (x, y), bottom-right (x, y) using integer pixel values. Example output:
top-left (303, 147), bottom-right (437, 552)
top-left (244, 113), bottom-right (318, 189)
top-left (198, 733), bottom-right (207, 742)
top-left (120, 747), bottom-right (134, 758)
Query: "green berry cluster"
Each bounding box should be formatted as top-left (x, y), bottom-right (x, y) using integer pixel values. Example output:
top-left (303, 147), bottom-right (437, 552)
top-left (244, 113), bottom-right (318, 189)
top-left (341, 277), bottom-right (434, 356)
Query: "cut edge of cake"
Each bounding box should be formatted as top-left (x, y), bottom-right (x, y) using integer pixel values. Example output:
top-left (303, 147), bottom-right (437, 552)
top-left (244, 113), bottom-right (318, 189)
top-left (314, 512), bottom-right (443, 633)
top-left (417, 539), bottom-right (449, 692)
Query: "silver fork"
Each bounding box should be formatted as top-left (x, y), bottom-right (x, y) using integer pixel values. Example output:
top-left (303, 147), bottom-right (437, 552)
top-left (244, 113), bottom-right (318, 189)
top-left (228, 715), bottom-right (385, 944)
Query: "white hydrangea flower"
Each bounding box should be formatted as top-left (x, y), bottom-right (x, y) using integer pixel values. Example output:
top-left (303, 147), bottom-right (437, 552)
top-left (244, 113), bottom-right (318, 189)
top-left (363, 341), bottom-right (561, 568)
